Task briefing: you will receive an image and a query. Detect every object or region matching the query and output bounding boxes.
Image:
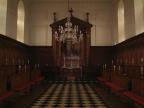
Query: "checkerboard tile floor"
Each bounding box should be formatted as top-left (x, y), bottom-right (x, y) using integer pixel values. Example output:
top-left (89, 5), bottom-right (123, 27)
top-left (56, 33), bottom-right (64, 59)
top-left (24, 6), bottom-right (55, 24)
top-left (30, 81), bottom-right (108, 108)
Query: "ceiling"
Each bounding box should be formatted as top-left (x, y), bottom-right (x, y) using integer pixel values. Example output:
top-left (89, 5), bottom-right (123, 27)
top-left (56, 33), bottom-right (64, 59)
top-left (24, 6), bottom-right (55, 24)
top-left (29, 0), bottom-right (112, 3)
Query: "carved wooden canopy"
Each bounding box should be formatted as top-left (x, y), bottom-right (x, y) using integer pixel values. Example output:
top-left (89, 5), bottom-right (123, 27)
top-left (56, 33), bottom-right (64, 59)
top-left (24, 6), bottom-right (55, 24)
top-left (50, 16), bottom-right (92, 30)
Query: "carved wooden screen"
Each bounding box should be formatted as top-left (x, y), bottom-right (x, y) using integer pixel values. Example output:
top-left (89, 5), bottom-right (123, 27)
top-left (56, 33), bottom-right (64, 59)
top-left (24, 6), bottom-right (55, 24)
top-left (50, 16), bottom-right (92, 80)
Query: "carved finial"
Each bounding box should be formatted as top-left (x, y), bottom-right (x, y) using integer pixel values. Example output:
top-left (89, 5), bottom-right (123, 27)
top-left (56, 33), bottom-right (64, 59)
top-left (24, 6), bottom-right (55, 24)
top-left (53, 12), bottom-right (57, 22)
top-left (69, 8), bottom-right (73, 17)
top-left (86, 12), bottom-right (90, 22)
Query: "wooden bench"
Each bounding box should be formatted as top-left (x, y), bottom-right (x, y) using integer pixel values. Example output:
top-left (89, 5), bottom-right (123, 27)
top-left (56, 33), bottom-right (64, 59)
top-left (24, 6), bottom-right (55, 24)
top-left (123, 91), bottom-right (144, 106)
top-left (97, 77), bottom-right (125, 92)
top-left (14, 82), bottom-right (31, 92)
top-left (97, 77), bottom-right (108, 84)
top-left (105, 82), bottom-right (125, 92)
top-left (31, 76), bottom-right (44, 85)
top-left (0, 91), bottom-right (14, 102)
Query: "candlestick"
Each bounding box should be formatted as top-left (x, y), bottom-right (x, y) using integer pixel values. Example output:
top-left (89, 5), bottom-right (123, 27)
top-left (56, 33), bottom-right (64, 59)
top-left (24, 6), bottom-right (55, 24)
top-left (114, 65), bottom-right (116, 71)
top-left (118, 65), bottom-right (121, 71)
top-left (35, 64), bottom-right (37, 69)
top-left (28, 59), bottom-right (30, 64)
top-left (105, 64), bottom-right (106, 69)
top-left (38, 64), bottom-right (39, 69)
top-left (19, 65), bottom-right (21, 69)
top-left (141, 57), bottom-right (144, 63)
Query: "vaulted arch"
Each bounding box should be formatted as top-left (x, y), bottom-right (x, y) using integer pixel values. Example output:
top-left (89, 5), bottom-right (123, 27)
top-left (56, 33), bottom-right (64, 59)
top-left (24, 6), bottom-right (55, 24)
top-left (118, 0), bottom-right (125, 43)
top-left (17, 0), bottom-right (25, 42)
top-left (0, 0), bottom-right (7, 35)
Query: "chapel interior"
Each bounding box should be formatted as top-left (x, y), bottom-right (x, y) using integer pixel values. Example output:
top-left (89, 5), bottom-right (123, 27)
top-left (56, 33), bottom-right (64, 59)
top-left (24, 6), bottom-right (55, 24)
top-left (0, 0), bottom-right (144, 108)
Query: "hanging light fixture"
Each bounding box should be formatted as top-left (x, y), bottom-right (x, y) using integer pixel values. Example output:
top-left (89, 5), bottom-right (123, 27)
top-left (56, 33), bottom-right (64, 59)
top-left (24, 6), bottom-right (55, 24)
top-left (54, 0), bottom-right (83, 44)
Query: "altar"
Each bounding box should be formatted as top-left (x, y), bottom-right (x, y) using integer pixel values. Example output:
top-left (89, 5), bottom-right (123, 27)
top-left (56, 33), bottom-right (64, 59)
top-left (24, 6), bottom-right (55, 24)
top-left (60, 56), bottom-right (82, 80)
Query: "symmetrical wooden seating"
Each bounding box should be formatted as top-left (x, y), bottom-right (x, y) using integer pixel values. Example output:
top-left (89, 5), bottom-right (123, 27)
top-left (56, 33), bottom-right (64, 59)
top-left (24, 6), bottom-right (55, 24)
top-left (98, 34), bottom-right (144, 107)
top-left (0, 34), bottom-right (45, 102)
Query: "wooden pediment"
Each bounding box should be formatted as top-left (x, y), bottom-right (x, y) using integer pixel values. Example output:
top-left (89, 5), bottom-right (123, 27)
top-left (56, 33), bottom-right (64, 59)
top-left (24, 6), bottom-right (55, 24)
top-left (50, 16), bottom-right (92, 29)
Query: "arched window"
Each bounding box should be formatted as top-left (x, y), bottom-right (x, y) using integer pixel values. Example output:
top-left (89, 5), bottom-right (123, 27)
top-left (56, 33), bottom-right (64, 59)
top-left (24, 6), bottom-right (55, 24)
top-left (134, 0), bottom-right (144, 35)
top-left (17, 0), bottom-right (25, 42)
top-left (0, 0), bottom-right (7, 35)
top-left (118, 0), bottom-right (125, 43)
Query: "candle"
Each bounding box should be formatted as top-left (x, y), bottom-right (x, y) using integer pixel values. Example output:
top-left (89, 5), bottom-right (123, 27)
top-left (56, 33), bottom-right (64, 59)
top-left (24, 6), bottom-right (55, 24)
top-left (19, 65), bottom-right (21, 69)
top-left (35, 64), bottom-right (37, 69)
top-left (118, 65), bottom-right (121, 71)
top-left (105, 64), bottom-right (107, 69)
top-left (38, 64), bottom-right (39, 69)
top-left (141, 57), bottom-right (144, 63)
top-left (114, 65), bottom-right (116, 71)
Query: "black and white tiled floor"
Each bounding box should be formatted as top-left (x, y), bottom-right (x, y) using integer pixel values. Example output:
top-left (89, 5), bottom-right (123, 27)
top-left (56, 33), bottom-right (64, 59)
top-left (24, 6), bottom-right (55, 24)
top-left (31, 81), bottom-right (108, 108)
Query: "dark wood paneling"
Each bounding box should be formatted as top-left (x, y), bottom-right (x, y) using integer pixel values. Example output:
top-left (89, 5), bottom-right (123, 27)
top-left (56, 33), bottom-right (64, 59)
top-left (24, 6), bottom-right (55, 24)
top-left (1, 31), bottom-right (144, 94)
top-left (89, 46), bottom-right (114, 66)
top-left (0, 34), bottom-right (43, 94)
top-left (86, 46), bottom-right (114, 79)
top-left (114, 33), bottom-right (144, 65)
top-left (29, 46), bottom-right (55, 81)
top-left (0, 34), bottom-right (31, 94)
top-left (101, 33), bottom-right (144, 97)
top-left (30, 46), bottom-right (53, 67)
